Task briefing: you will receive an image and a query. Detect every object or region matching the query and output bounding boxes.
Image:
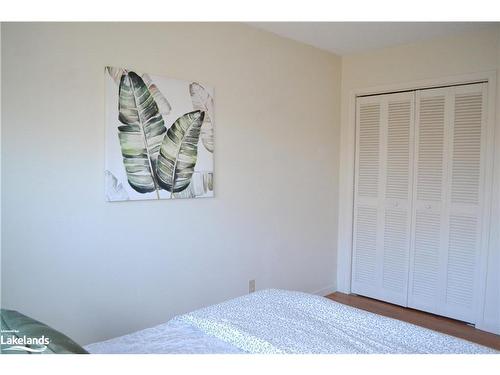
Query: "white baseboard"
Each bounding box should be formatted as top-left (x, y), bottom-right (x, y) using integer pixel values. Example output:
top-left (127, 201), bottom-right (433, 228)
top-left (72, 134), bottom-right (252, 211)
top-left (312, 285), bottom-right (337, 297)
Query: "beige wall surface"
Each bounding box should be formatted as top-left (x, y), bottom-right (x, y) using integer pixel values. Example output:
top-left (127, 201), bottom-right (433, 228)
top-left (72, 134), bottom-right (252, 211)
top-left (1, 22), bottom-right (341, 345)
top-left (338, 26), bottom-right (500, 334)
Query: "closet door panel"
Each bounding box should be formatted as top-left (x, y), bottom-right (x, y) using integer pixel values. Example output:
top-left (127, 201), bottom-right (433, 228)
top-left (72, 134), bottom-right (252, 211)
top-left (411, 211), bottom-right (442, 306)
top-left (415, 95), bottom-right (446, 203)
top-left (353, 206), bottom-right (378, 286)
top-left (385, 100), bottom-right (412, 201)
top-left (352, 97), bottom-right (381, 294)
top-left (446, 215), bottom-right (479, 319)
top-left (352, 93), bottom-right (414, 306)
top-left (382, 208), bottom-right (410, 296)
top-left (381, 97), bottom-right (414, 303)
top-left (356, 101), bottom-right (381, 200)
top-left (408, 83), bottom-right (486, 323)
top-left (444, 83), bottom-right (486, 322)
top-left (408, 89), bottom-right (448, 314)
top-left (450, 90), bottom-right (483, 205)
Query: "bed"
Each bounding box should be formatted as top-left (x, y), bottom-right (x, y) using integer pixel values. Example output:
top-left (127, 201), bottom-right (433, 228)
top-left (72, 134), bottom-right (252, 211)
top-left (85, 289), bottom-right (497, 354)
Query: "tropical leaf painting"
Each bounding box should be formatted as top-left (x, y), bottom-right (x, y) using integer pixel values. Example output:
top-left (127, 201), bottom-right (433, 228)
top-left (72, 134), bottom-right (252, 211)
top-left (105, 66), bottom-right (214, 201)
top-left (190, 82), bottom-right (215, 153)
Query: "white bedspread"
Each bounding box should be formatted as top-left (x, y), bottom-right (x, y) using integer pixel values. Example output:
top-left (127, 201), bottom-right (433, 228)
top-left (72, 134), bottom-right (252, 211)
top-left (84, 319), bottom-right (243, 354)
top-left (178, 289), bottom-right (496, 354)
top-left (86, 289), bottom-right (497, 354)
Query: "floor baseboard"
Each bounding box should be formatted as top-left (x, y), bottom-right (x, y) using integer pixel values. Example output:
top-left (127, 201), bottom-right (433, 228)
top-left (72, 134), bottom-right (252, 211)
top-left (312, 285), bottom-right (337, 297)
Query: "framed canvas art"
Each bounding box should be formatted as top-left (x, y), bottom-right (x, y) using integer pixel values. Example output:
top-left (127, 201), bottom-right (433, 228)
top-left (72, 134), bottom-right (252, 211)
top-left (105, 67), bottom-right (214, 201)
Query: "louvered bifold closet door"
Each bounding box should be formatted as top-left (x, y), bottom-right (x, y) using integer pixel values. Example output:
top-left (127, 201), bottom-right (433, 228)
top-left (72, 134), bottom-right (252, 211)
top-left (408, 83), bottom-right (487, 323)
top-left (352, 92), bottom-right (414, 306)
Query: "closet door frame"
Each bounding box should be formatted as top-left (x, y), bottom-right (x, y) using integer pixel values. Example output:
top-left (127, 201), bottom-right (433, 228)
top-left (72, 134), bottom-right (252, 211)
top-left (337, 71), bottom-right (497, 332)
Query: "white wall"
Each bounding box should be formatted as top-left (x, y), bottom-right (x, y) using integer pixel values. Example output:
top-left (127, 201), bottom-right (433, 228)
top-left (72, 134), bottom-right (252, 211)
top-left (338, 26), bottom-right (500, 334)
top-left (1, 23), bottom-right (341, 345)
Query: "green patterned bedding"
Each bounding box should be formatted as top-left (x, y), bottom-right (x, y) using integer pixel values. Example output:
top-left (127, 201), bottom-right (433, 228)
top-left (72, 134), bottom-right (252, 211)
top-left (1, 309), bottom-right (88, 354)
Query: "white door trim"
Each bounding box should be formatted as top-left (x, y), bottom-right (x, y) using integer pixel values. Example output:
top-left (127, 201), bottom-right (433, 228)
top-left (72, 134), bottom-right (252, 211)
top-left (337, 71), bottom-right (497, 332)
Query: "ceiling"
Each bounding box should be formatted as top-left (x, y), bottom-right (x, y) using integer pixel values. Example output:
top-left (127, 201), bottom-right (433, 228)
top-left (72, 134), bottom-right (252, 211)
top-left (249, 22), bottom-right (497, 55)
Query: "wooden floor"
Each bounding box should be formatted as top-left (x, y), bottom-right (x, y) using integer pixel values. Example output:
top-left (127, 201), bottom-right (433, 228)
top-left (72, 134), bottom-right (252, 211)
top-left (326, 292), bottom-right (500, 350)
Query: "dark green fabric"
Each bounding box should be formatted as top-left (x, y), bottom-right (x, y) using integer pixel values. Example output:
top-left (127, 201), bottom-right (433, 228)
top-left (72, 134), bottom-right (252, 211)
top-left (1, 309), bottom-right (88, 354)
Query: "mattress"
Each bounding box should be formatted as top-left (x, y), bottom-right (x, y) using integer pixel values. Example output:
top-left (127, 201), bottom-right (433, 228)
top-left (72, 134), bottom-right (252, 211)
top-left (85, 289), bottom-right (497, 354)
